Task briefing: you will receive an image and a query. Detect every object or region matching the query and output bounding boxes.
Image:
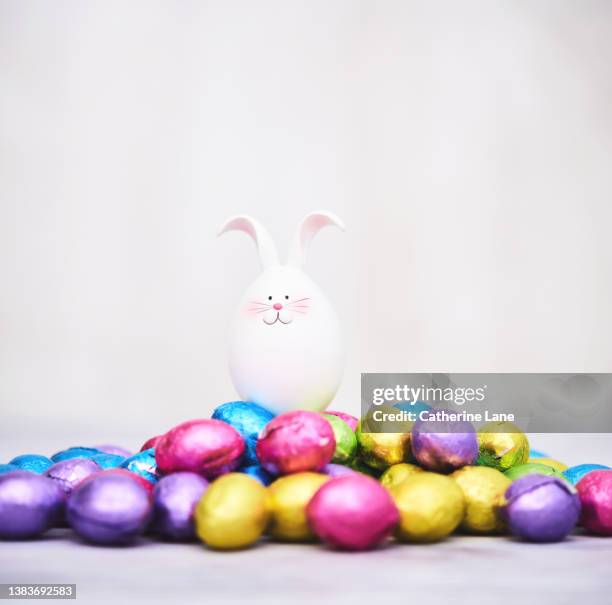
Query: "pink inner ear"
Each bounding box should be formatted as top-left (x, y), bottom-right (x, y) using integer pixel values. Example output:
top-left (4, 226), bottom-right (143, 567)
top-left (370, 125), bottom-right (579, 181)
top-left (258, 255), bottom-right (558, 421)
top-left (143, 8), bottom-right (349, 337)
top-left (300, 214), bottom-right (334, 251)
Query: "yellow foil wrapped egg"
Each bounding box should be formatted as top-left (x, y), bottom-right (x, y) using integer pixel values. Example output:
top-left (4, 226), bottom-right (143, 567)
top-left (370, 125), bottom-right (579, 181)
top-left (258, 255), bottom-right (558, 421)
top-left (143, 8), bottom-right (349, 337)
top-left (195, 473), bottom-right (269, 550)
top-left (356, 406), bottom-right (414, 471)
top-left (392, 473), bottom-right (465, 542)
top-left (477, 421), bottom-right (529, 471)
top-left (451, 466), bottom-right (511, 534)
top-left (529, 457), bottom-right (568, 471)
top-left (380, 463), bottom-right (424, 491)
top-left (266, 472), bottom-right (329, 541)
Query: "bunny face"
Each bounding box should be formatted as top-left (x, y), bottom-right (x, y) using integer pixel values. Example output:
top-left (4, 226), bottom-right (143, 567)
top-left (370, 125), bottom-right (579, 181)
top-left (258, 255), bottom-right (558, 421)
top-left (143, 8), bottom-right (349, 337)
top-left (219, 212), bottom-right (345, 414)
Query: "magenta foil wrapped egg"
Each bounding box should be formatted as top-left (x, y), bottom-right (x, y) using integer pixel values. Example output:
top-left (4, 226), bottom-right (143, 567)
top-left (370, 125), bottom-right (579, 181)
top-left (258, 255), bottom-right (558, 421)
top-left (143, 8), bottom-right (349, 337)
top-left (155, 419), bottom-right (245, 479)
top-left (411, 418), bottom-right (478, 473)
top-left (256, 411), bottom-right (336, 475)
top-left (577, 470), bottom-right (612, 536)
top-left (306, 474), bottom-right (399, 550)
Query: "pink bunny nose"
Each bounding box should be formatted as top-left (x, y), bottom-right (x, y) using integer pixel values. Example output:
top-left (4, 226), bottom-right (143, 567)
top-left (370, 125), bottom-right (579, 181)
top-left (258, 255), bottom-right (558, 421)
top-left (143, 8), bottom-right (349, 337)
top-left (273, 303), bottom-right (283, 311)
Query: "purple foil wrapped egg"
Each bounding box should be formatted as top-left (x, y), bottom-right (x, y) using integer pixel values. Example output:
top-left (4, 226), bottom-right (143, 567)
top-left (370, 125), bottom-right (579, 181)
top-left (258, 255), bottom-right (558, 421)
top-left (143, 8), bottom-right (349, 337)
top-left (67, 473), bottom-right (152, 545)
top-left (501, 474), bottom-right (580, 542)
top-left (325, 411), bottom-right (358, 431)
top-left (94, 445), bottom-right (132, 458)
top-left (411, 418), bottom-right (478, 473)
top-left (0, 471), bottom-right (64, 539)
top-left (322, 463), bottom-right (357, 478)
top-left (151, 472), bottom-right (209, 540)
top-left (306, 474), bottom-right (399, 550)
top-left (155, 419), bottom-right (245, 479)
top-left (577, 470), bottom-right (612, 536)
top-left (45, 458), bottom-right (101, 495)
top-left (257, 411), bottom-right (336, 475)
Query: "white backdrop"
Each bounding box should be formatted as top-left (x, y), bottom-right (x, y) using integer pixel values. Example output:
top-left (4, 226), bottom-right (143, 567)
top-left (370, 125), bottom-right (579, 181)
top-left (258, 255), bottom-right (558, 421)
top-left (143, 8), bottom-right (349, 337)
top-left (1, 1), bottom-right (611, 456)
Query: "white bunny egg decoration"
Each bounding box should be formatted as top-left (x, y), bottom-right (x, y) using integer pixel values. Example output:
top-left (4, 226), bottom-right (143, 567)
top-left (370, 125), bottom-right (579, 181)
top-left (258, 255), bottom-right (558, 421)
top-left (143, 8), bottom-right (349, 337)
top-left (218, 212), bottom-right (345, 414)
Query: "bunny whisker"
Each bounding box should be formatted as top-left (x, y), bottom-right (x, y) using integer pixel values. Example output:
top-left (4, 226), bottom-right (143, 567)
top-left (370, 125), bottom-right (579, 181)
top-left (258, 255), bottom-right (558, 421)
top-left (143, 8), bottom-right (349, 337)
top-left (289, 297), bottom-right (311, 304)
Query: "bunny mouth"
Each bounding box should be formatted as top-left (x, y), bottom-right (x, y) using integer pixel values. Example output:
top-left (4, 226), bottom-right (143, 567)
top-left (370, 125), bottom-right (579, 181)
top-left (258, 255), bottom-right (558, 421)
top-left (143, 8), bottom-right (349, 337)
top-left (263, 312), bottom-right (293, 326)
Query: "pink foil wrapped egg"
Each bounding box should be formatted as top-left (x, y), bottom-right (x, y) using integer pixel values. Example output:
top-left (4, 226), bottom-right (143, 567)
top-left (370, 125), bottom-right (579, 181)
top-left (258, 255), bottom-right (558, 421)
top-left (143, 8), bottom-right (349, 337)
top-left (156, 419), bottom-right (245, 479)
top-left (306, 474), bottom-right (399, 550)
top-left (140, 435), bottom-right (162, 452)
top-left (325, 410), bottom-right (358, 431)
top-left (256, 411), bottom-right (335, 475)
top-left (577, 470), bottom-right (612, 536)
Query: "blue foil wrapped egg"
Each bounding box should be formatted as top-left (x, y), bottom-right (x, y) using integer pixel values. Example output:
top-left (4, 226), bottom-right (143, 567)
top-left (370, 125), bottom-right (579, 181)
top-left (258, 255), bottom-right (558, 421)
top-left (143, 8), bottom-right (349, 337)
top-left (0, 464), bottom-right (19, 475)
top-left (563, 463), bottom-right (611, 486)
top-left (9, 454), bottom-right (53, 474)
top-left (120, 448), bottom-right (158, 484)
top-left (529, 449), bottom-right (548, 458)
top-left (240, 464), bottom-right (274, 486)
top-left (212, 401), bottom-right (275, 465)
top-left (51, 447), bottom-right (101, 463)
top-left (91, 453), bottom-right (126, 469)
top-left (394, 401), bottom-right (432, 421)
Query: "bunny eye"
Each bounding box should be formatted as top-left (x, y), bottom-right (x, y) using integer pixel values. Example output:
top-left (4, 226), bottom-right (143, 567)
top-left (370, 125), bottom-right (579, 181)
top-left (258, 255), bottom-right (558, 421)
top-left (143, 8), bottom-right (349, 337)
top-left (285, 295), bottom-right (289, 300)
top-left (268, 296), bottom-right (272, 301)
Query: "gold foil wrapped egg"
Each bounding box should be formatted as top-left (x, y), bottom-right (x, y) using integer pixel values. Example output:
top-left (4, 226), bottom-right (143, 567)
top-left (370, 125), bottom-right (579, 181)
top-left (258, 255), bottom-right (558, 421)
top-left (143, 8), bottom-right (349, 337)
top-left (266, 472), bottom-right (329, 541)
top-left (477, 421), bottom-right (529, 471)
top-left (529, 457), bottom-right (568, 471)
top-left (194, 473), bottom-right (269, 550)
top-left (451, 466), bottom-right (511, 534)
top-left (392, 473), bottom-right (465, 542)
top-left (356, 406), bottom-right (414, 471)
top-left (380, 463), bottom-right (424, 491)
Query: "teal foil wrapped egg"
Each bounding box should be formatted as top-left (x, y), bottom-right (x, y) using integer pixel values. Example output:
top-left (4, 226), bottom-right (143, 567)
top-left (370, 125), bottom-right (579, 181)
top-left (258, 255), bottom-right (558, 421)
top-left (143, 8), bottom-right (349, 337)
top-left (212, 401), bottom-right (275, 465)
top-left (51, 447), bottom-right (101, 463)
top-left (9, 454), bottom-right (53, 474)
top-left (0, 464), bottom-right (19, 475)
top-left (240, 464), bottom-right (274, 486)
top-left (120, 448), bottom-right (158, 484)
top-left (563, 464), bottom-right (610, 486)
top-left (91, 453), bottom-right (126, 469)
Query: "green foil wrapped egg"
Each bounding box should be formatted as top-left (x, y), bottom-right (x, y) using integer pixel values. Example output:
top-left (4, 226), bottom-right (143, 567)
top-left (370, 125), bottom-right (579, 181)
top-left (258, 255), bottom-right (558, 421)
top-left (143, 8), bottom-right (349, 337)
top-left (356, 406), bottom-right (414, 471)
top-left (477, 421), bottom-right (529, 472)
top-left (529, 457), bottom-right (568, 472)
top-left (505, 462), bottom-right (566, 482)
top-left (322, 413), bottom-right (357, 464)
top-left (451, 465), bottom-right (511, 534)
top-left (380, 463), bottom-right (424, 491)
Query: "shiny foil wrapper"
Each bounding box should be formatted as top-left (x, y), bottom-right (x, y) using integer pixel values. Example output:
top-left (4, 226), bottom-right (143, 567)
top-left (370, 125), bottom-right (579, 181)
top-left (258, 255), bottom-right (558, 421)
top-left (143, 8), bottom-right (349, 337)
top-left (256, 411), bottom-right (335, 475)
top-left (306, 475), bottom-right (399, 550)
top-left (411, 419), bottom-right (478, 473)
top-left (266, 472), bottom-right (329, 541)
top-left (392, 472), bottom-right (465, 542)
top-left (94, 444), bottom-right (132, 458)
top-left (563, 464), bottom-right (610, 486)
top-left (0, 471), bottom-right (64, 539)
top-left (151, 472), bottom-right (209, 541)
top-left (45, 458), bottom-right (101, 495)
top-left (322, 463), bottom-right (357, 478)
top-left (140, 435), bottom-right (161, 452)
top-left (156, 419), bottom-right (245, 479)
top-left (51, 447), bottom-right (101, 463)
top-left (451, 466), bottom-right (511, 534)
top-left (91, 453), bottom-right (126, 470)
top-left (212, 401), bottom-right (275, 465)
top-left (120, 449), bottom-right (158, 484)
top-left (325, 410), bottom-right (358, 431)
top-left (528, 457), bottom-right (568, 472)
top-left (577, 470), bottom-right (612, 536)
top-left (101, 469), bottom-right (156, 495)
top-left (380, 463), bottom-right (424, 491)
top-left (67, 473), bottom-right (152, 545)
top-left (195, 473), bottom-right (269, 550)
top-left (500, 474), bottom-right (580, 542)
top-left (0, 464), bottom-right (19, 475)
top-left (505, 462), bottom-right (566, 482)
top-left (240, 464), bottom-right (274, 486)
top-left (9, 454), bottom-right (53, 474)
top-left (477, 421), bottom-right (529, 472)
top-left (322, 413), bottom-right (357, 464)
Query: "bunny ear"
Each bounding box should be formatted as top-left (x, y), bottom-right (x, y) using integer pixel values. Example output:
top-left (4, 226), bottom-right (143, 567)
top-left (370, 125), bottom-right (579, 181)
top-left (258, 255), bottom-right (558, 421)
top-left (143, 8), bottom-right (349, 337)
top-left (286, 211), bottom-right (346, 268)
top-left (218, 215), bottom-right (280, 270)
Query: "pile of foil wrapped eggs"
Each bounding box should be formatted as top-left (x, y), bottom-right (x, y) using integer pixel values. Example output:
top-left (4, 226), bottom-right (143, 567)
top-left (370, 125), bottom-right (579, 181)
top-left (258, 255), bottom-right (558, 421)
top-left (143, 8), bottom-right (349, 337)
top-left (1, 401), bottom-right (611, 550)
